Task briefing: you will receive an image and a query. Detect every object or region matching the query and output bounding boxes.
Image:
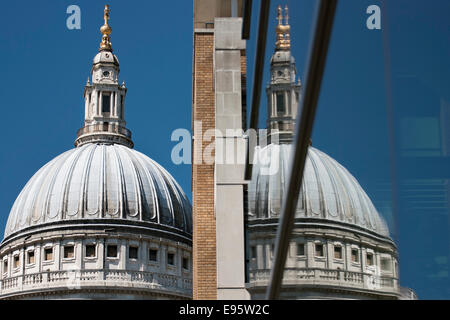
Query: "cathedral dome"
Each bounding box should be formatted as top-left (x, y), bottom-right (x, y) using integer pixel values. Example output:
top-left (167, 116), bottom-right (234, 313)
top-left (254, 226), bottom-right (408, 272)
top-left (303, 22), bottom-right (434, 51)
top-left (248, 144), bottom-right (390, 238)
top-left (4, 143), bottom-right (192, 241)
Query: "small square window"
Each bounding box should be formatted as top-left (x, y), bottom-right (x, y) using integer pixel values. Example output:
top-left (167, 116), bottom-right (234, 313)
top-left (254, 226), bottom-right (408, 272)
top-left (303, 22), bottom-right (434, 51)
top-left (297, 244), bottom-right (305, 256)
top-left (167, 253), bottom-right (175, 266)
top-left (13, 255), bottom-right (20, 269)
top-left (3, 260), bottom-right (8, 273)
top-left (334, 246), bottom-right (342, 259)
top-left (315, 244), bottom-right (324, 257)
top-left (129, 246), bottom-right (138, 260)
top-left (107, 245), bottom-right (118, 258)
top-left (149, 249), bottom-right (158, 262)
top-left (64, 246), bottom-right (74, 259)
top-left (44, 248), bottom-right (53, 261)
top-left (367, 253), bottom-right (374, 266)
top-left (27, 251), bottom-right (35, 265)
top-left (182, 257), bottom-right (189, 270)
top-left (351, 249), bottom-right (359, 263)
top-left (85, 245), bottom-right (96, 258)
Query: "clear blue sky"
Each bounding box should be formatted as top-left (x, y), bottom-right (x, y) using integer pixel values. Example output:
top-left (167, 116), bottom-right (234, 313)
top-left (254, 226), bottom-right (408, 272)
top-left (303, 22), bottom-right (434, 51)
top-left (0, 1), bottom-right (448, 299)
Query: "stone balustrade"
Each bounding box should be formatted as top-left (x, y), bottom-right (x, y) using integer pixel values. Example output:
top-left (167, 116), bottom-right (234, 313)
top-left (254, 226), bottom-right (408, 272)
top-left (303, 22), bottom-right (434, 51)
top-left (0, 269), bottom-right (192, 298)
top-left (249, 267), bottom-right (399, 293)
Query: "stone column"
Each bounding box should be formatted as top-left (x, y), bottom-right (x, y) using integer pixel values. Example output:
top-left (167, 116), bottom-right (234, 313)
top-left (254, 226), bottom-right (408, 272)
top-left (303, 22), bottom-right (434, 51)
top-left (98, 238), bottom-right (105, 275)
top-left (56, 241), bottom-right (61, 271)
top-left (99, 92), bottom-right (103, 116)
top-left (120, 239), bottom-right (126, 270)
top-left (345, 242), bottom-right (353, 271)
top-left (140, 240), bottom-right (146, 272)
top-left (161, 243), bottom-right (167, 274)
top-left (306, 239), bottom-right (314, 269)
top-left (326, 240), bottom-right (333, 269)
top-left (214, 17), bottom-right (249, 300)
top-left (37, 243), bottom-right (42, 274)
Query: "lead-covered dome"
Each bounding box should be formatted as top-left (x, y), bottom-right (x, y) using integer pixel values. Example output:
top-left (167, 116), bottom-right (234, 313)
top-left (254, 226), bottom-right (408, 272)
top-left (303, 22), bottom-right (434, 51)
top-left (248, 144), bottom-right (390, 237)
top-left (4, 143), bottom-right (192, 240)
top-left (93, 51), bottom-right (119, 66)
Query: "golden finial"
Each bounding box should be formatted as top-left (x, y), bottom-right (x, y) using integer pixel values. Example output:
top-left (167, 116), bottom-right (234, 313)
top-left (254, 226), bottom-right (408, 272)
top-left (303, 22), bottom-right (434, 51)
top-left (99, 5), bottom-right (113, 51)
top-left (275, 5), bottom-right (291, 51)
top-left (277, 5), bottom-right (283, 26)
top-left (284, 5), bottom-right (289, 26)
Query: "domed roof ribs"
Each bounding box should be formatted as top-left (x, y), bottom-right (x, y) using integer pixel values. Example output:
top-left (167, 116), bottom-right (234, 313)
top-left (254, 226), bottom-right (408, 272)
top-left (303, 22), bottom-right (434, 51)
top-left (8, 159), bottom-right (49, 234)
top-left (111, 145), bottom-right (127, 219)
top-left (100, 144), bottom-right (108, 218)
top-left (348, 174), bottom-right (372, 229)
top-left (157, 163), bottom-right (186, 230)
top-left (45, 150), bottom-right (76, 223)
top-left (308, 149), bottom-right (328, 220)
top-left (300, 169), bottom-right (307, 217)
top-left (139, 154), bottom-right (162, 223)
top-left (120, 147), bottom-right (145, 221)
top-left (316, 149), bottom-right (344, 221)
top-left (146, 159), bottom-right (176, 228)
top-left (80, 144), bottom-right (97, 218)
top-left (131, 151), bottom-right (160, 222)
top-left (33, 153), bottom-right (71, 226)
top-left (153, 161), bottom-right (182, 228)
top-left (25, 158), bottom-right (57, 226)
top-left (59, 145), bottom-right (85, 220)
top-left (116, 147), bottom-right (140, 218)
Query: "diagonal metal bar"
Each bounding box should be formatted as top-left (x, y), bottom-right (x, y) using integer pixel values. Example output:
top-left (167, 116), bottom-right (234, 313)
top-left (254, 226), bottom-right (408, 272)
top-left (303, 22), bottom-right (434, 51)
top-left (244, 0), bottom-right (271, 181)
top-left (242, 0), bottom-right (253, 40)
top-left (266, 0), bottom-right (338, 300)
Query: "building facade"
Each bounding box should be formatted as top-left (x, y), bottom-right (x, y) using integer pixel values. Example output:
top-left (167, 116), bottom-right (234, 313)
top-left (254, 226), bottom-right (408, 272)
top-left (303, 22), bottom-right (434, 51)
top-left (0, 2), bottom-right (418, 300)
top-left (0, 6), bottom-right (192, 300)
top-left (192, 2), bottom-right (416, 300)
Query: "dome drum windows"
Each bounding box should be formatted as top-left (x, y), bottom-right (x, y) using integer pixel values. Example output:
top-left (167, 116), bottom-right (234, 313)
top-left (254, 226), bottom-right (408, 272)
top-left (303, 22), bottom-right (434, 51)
top-left (63, 245), bottom-right (75, 260)
top-left (149, 248), bottom-right (158, 263)
top-left (85, 244), bottom-right (96, 259)
top-left (351, 248), bottom-right (360, 264)
top-left (167, 252), bottom-right (175, 266)
top-left (315, 243), bottom-right (324, 258)
top-left (129, 246), bottom-right (138, 260)
top-left (106, 245), bottom-right (118, 259)
top-left (334, 245), bottom-right (343, 260)
top-left (26, 250), bottom-right (35, 265)
top-left (44, 247), bottom-right (53, 262)
top-left (13, 254), bottom-right (20, 269)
